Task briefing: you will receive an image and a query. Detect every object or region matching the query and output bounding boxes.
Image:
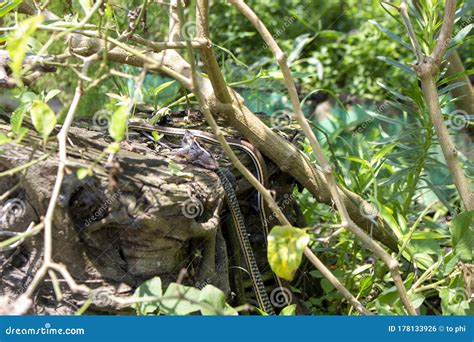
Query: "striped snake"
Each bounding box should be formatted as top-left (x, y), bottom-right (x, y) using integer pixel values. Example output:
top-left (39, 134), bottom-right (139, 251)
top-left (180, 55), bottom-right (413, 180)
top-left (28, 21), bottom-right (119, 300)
top-left (128, 122), bottom-right (287, 314)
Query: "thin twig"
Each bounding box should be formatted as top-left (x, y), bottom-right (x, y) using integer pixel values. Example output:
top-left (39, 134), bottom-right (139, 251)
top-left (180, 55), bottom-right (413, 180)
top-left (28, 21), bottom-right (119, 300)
top-left (228, 0), bottom-right (417, 315)
top-left (400, 0), bottom-right (423, 63)
top-left (399, 0), bottom-right (472, 210)
top-left (183, 0), bottom-right (371, 316)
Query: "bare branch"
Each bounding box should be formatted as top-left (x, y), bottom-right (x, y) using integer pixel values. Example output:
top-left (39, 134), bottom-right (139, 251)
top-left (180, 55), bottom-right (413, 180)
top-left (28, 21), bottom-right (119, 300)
top-left (228, 0), bottom-right (417, 315)
top-left (400, 0), bottom-right (424, 64)
top-left (432, 0), bottom-right (457, 63)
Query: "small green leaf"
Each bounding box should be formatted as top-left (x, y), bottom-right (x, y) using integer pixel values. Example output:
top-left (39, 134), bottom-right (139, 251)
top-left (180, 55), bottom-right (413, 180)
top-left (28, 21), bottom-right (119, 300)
top-left (30, 100), bottom-right (56, 144)
top-left (369, 20), bottom-right (413, 50)
top-left (376, 56), bottom-right (416, 76)
top-left (346, 156), bottom-right (371, 168)
top-left (371, 144), bottom-right (396, 165)
top-left (44, 89), bottom-right (61, 103)
top-left (133, 277), bottom-right (163, 315)
top-left (77, 168), bottom-right (92, 180)
top-left (0, 132), bottom-right (12, 145)
top-left (160, 283), bottom-right (201, 316)
top-left (6, 15), bottom-right (43, 82)
top-left (439, 278), bottom-right (470, 315)
top-left (359, 275), bottom-right (374, 294)
top-left (199, 285), bottom-right (237, 316)
top-left (11, 103), bottom-right (27, 136)
top-left (108, 105), bottom-right (128, 143)
top-left (151, 131), bottom-right (163, 141)
top-left (321, 278), bottom-right (334, 294)
top-left (450, 211), bottom-right (473, 261)
top-left (0, 0), bottom-right (22, 17)
top-left (351, 264), bottom-right (372, 276)
top-left (267, 225), bottom-right (310, 281)
top-left (279, 304), bottom-right (297, 316)
top-left (153, 81), bottom-right (176, 97)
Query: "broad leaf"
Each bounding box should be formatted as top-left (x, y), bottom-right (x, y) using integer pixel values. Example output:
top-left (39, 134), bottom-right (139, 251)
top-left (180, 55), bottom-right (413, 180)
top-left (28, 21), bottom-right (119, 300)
top-left (6, 15), bottom-right (43, 82)
top-left (108, 105), bottom-right (128, 143)
top-left (30, 100), bottom-right (56, 144)
top-left (267, 225), bottom-right (310, 281)
top-left (450, 210), bottom-right (473, 261)
top-left (279, 304), bottom-right (297, 316)
top-left (199, 285), bottom-right (237, 316)
top-left (133, 277), bottom-right (163, 315)
top-left (160, 283), bottom-right (201, 316)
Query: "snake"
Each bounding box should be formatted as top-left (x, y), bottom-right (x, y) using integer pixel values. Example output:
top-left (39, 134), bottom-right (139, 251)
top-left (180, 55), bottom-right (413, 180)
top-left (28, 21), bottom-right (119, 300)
top-left (128, 122), bottom-right (286, 314)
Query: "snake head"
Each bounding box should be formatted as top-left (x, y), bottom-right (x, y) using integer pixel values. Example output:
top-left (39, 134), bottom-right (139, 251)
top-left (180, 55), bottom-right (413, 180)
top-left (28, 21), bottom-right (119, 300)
top-left (175, 130), bottom-right (219, 171)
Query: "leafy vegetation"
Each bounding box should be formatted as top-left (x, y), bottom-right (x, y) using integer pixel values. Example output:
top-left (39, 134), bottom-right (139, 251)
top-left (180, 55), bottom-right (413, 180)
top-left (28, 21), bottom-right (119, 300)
top-left (0, 0), bottom-right (472, 316)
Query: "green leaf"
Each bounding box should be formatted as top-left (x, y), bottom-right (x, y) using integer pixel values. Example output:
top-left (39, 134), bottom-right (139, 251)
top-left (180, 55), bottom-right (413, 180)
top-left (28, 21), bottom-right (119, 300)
top-left (279, 304), bottom-right (297, 316)
top-left (409, 292), bottom-right (425, 309)
top-left (346, 156), bottom-right (371, 168)
top-left (77, 168), bottom-right (92, 180)
top-left (44, 89), bottom-right (61, 103)
top-left (133, 277), bottom-right (163, 315)
top-left (321, 278), bottom-right (334, 294)
top-left (108, 105), bottom-right (128, 142)
top-left (6, 15), bottom-right (43, 82)
top-left (369, 20), bottom-right (412, 50)
top-left (439, 283), bottom-right (470, 315)
top-left (359, 275), bottom-right (374, 294)
top-left (450, 211), bottom-right (473, 261)
top-left (371, 144), bottom-right (396, 165)
top-left (199, 285), bottom-right (237, 316)
top-left (0, 132), bottom-right (12, 145)
top-left (376, 56), bottom-right (416, 76)
top-left (0, 0), bottom-right (22, 17)
top-left (351, 264), bottom-right (372, 276)
top-left (153, 81), bottom-right (176, 97)
top-left (30, 100), bottom-right (56, 144)
top-left (151, 131), bottom-right (163, 141)
top-left (448, 24), bottom-right (473, 49)
top-left (11, 103), bottom-right (28, 136)
top-left (267, 225), bottom-right (310, 281)
top-left (160, 283), bottom-right (201, 316)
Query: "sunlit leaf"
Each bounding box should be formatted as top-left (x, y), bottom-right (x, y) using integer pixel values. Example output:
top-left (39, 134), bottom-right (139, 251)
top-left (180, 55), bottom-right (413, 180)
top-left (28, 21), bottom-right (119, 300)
top-left (77, 168), bottom-right (92, 180)
top-left (199, 285), bottom-right (237, 316)
top-left (44, 89), bottom-right (61, 103)
top-left (0, 0), bottom-right (22, 17)
top-left (450, 210), bottom-right (473, 261)
top-left (6, 15), bottom-right (43, 82)
top-left (30, 100), bottom-right (56, 144)
top-left (133, 277), bottom-right (163, 315)
top-left (11, 103), bottom-right (28, 136)
top-left (160, 283), bottom-right (201, 316)
top-left (108, 105), bottom-right (128, 142)
top-left (279, 304), bottom-right (297, 316)
top-left (267, 225), bottom-right (310, 281)
top-left (153, 80), bottom-right (176, 97)
top-left (0, 132), bottom-right (11, 145)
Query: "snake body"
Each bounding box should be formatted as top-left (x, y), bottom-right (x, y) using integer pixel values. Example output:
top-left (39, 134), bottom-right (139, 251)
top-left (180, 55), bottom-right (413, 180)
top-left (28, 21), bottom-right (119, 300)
top-left (128, 122), bottom-right (283, 314)
top-left (216, 168), bottom-right (274, 314)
